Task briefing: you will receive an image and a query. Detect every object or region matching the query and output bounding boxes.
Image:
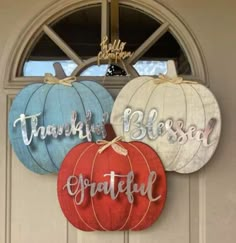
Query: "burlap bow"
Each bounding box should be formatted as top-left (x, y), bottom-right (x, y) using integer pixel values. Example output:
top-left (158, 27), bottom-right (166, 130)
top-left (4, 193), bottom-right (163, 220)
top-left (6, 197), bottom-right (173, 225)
top-left (97, 136), bottom-right (128, 156)
top-left (44, 73), bottom-right (76, 86)
top-left (153, 74), bottom-right (198, 85)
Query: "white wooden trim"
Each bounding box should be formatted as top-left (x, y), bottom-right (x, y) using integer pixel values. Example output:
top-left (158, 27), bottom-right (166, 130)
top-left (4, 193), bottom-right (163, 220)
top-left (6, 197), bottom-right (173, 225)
top-left (0, 93), bottom-right (7, 243)
top-left (10, 76), bottom-right (133, 89)
top-left (110, 0), bottom-right (119, 42)
top-left (43, 25), bottom-right (84, 66)
top-left (101, 0), bottom-right (109, 41)
top-left (2, 0), bottom-right (208, 89)
top-left (5, 95), bottom-right (14, 243)
top-left (127, 22), bottom-right (170, 64)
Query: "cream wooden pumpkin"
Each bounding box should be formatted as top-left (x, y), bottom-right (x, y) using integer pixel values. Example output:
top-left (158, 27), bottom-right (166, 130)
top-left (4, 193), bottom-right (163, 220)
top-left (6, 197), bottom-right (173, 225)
top-left (111, 61), bottom-right (221, 173)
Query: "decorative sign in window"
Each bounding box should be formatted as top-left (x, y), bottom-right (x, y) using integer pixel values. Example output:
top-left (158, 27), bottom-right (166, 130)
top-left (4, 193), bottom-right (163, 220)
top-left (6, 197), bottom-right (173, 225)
top-left (97, 36), bottom-right (133, 65)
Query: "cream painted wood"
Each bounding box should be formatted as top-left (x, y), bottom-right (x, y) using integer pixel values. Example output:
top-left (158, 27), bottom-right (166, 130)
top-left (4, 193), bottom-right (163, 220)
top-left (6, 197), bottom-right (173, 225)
top-left (110, 74), bottom-right (221, 173)
top-left (0, 0), bottom-right (236, 243)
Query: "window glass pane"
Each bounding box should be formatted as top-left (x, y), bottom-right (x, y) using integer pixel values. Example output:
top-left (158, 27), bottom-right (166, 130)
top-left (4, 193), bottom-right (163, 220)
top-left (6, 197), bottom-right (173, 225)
top-left (24, 60), bottom-right (168, 77)
top-left (80, 64), bottom-right (127, 76)
top-left (119, 5), bottom-right (161, 53)
top-left (23, 60), bottom-right (77, 76)
top-left (143, 31), bottom-right (191, 75)
top-left (80, 61), bottom-right (167, 76)
top-left (133, 61), bottom-right (167, 75)
top-left (80, 64), bottom-right (108, 76)
top-left (60, 61), bottom-right (77, 75)
top-left (52, 5), bottom-right (101, 58)
top-left (21, 5), bottom-right (101, 77)
top-left (20, 4), bottom-right (191, 77)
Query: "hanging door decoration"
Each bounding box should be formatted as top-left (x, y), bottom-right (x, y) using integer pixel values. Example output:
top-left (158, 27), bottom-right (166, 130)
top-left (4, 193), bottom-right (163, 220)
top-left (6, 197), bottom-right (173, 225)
top-left (8, 75), bottom-right (114, 174)
top-left (110, 75), bottom-right (221, 173)
top-left (57, 137), bottom-right (166, 231)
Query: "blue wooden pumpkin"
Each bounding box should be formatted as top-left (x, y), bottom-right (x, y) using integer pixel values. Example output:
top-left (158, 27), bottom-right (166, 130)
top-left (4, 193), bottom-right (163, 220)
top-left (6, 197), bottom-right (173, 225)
top-left (8, 81), bottom-right (114, 174)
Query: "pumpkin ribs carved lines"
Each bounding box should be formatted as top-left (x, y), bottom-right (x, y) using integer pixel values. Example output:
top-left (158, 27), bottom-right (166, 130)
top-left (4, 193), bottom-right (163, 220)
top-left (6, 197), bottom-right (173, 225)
top-left (72, 143), bottom-right (97, 231)
top-left (80, 82), bottom-right (105, 114)
top-left (165, 84), bottom-right (188, 171)
top-left (88, 144), bottom-right (134, 231)
top-left (70, 84), bottom-right (87, 116)
top-left (59, 141), bottom-right (166, 231)
top-left (23, 84), bottom-right (52, 173)
top-left (90, 151), bottom-right (110, 231)
top-left (173, 85), bottom-right (206, 172)
top-left (42, 85), bottom-right (59, 171)
top-left (128, 143), bottom-right (151, 231)
top-left (111, 75), bottom-right (221, 173)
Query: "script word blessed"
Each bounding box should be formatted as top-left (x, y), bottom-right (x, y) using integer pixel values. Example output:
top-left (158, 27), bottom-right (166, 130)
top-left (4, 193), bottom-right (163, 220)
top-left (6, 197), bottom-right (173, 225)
top-left (123, 108), bottom-right (217, 146)
top-left (64, 171), bottom-right (161, 205)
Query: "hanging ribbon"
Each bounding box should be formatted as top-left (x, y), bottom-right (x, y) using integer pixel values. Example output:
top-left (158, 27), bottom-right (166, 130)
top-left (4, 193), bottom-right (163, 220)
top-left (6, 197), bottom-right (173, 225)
top-left (153, 74), bottom-right (198, 85)
top-left (97, 136), bottom-right (128, 156)
top-left (44, 73), bottom-right (77, 86)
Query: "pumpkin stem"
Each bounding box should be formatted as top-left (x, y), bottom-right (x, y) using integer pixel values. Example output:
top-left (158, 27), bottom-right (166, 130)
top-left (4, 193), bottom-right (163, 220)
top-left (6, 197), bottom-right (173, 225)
top-left (53, 62), bottom-right (67, 79)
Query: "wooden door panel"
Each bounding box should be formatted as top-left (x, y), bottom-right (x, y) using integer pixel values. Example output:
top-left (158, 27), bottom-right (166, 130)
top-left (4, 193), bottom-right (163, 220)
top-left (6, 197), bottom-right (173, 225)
top-left (75, 231), bottom-right (125, 243)
top-left (0, 92), bottom-right (7, 243)
top-left (10, 154), bottom-right (68, 243)
top-left (129, 174), bottom-right (191, 243)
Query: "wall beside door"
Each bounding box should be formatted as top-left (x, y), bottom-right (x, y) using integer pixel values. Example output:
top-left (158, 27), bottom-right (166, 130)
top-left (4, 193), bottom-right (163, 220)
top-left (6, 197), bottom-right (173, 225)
top-left (0, 0), bottom-right (236, 243)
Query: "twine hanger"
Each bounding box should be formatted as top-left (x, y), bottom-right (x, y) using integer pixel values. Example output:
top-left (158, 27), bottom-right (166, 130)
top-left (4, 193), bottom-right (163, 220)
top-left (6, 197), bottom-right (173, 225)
top-left (153, 60), bottom-right (198, 85)
top-left (44, 73), bottom-right (76, 86)
top-left (153, 74), bottom-right (198, 85)
top-left (43, 62), bottom-right (77, 86)
top-left (96, 136), bottom-right (128, 156)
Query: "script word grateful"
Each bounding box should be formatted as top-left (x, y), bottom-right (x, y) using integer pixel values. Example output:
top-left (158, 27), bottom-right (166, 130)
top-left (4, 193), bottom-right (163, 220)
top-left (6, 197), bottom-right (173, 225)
top-left (64, 171), bottom-right (161, 205)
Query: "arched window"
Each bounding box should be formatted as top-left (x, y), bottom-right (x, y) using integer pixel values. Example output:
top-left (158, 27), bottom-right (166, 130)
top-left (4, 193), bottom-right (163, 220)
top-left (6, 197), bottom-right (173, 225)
top-left (6, 0), bottom-right (207, 89)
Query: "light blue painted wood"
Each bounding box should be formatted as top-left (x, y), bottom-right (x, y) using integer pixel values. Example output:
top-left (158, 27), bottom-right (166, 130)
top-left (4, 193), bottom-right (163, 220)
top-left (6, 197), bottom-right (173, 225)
top-left (8, 81), bottom-right (114, 174)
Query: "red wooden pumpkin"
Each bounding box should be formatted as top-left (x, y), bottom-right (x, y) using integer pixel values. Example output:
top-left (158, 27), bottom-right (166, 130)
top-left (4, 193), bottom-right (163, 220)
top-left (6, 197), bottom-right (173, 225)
top-left (57, 137), bottom-right (166, 231)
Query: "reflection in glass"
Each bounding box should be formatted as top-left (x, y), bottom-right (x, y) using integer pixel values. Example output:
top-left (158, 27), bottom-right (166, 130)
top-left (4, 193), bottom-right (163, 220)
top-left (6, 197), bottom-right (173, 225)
top-left (133, 61), bottom-right (167, 75)
top-left (23, 60), bottom-right (167, 77)
top-left (23, 60), bottom-right (77, 76)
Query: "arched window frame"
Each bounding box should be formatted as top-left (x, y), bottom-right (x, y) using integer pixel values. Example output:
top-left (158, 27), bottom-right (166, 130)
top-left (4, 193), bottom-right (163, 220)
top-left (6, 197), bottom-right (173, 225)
top-left (3, 0), bottom-right (208, 89)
